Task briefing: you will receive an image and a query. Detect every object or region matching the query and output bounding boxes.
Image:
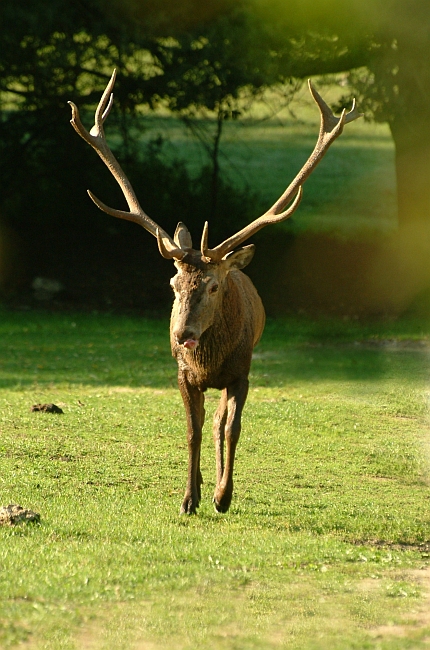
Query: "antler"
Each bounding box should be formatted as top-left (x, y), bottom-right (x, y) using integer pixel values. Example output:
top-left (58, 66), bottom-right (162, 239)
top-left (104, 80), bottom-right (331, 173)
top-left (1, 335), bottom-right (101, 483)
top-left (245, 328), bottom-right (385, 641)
top-left (68, 69), bottom-right (184, 261)
top-left (69, 73), bottom-right (362, 265)
top-left (202, 80), bottom-right (363, 262)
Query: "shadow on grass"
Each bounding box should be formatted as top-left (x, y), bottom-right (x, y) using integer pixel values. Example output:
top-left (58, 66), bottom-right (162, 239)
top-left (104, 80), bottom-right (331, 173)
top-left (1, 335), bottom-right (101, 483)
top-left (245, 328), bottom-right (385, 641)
top-left (251, 344), bottom-right (429, 389)
top-left (0, 310), bottom-right (175, 389)
top-left (0, 309), bottom-right (428, 390)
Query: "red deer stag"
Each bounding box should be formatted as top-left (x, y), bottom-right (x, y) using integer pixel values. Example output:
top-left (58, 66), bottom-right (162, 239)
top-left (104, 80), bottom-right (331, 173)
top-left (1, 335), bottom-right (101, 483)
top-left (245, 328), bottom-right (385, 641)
top-left (69, 71), bottom-right (361, 514)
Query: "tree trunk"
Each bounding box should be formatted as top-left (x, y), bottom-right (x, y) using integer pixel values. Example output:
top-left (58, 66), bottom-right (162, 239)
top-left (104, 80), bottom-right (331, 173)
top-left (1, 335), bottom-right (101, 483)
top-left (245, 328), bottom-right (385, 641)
top-left (209, 109), bottom-right (223, 223)
top-left (380, 35), bottom-right (430, 309)
top-left (392, 129), bottom-right (430, 230)
top-left (388, 36), bottom-right (430, 232)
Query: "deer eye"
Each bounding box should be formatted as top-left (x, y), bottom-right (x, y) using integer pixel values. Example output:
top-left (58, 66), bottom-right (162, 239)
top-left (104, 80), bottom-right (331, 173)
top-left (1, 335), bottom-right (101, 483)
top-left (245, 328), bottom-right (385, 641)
top-left (209, 283), bottom-right (219, 294)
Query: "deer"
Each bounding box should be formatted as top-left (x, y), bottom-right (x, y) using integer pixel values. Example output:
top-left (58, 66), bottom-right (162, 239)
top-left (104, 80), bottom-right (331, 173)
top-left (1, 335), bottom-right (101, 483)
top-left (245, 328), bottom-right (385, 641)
top-left (69, 70), bottom-right (362, 514)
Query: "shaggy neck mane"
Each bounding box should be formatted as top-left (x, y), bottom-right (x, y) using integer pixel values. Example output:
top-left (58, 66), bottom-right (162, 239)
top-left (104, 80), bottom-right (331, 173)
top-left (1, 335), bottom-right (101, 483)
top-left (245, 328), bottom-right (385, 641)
top-left (192, 274), bottom-right (244, 366)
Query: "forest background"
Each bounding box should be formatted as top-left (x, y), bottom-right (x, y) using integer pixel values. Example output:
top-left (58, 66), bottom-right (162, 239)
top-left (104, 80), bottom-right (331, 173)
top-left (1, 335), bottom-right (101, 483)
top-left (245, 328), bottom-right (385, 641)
top-left (0, 0), bottom-right (429, 317)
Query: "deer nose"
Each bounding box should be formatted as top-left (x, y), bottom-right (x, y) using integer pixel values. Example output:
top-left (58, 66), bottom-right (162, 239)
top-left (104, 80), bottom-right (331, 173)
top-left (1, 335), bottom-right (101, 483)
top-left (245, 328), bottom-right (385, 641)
top-left (174, 327), bottom-right (199, 346)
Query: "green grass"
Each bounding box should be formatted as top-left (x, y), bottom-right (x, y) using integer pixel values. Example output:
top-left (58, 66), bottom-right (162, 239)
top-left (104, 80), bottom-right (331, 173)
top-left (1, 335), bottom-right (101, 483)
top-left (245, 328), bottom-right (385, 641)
top-left (135, 83), bottom-right (397, 238)
top-left (1, 310), bottom-right (429, 649)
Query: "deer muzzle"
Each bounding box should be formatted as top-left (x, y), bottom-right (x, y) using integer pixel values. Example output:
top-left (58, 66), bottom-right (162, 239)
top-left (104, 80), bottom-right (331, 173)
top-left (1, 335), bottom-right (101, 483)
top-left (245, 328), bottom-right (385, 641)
top-left (173, 326), bottom-right (200, 350)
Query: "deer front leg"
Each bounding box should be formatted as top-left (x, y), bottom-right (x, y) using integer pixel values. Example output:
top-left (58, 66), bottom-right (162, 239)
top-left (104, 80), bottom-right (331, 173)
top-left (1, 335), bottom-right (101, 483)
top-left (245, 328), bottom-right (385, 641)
top-left (213, 389), bottom-right (228, 486)
top-left (178, 373), bottom-right (205, 515)
top-left (213, 377), bottom-right (249, 513)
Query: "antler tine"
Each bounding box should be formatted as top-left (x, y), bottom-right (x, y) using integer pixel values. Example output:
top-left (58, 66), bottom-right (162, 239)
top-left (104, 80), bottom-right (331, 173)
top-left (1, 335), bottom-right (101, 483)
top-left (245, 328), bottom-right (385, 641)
top-left (204, 81), bottom-right (362, 263)
top-left (86, 188), bottom-right (184, 264)
top-left (93, 69), bottom-right (116, 134)
top-left (156, 229), bottom-right (183, 260)
top-left (68, 70), bottom-right (116, 147)
top-left (201, 189), bottom-right (303, 262)
top-left (201, 221), bottom-right (211, 261)
top-left (69, 70), bottom-right (184, 261)
top-left (344, 97), bottom-right (363, 125)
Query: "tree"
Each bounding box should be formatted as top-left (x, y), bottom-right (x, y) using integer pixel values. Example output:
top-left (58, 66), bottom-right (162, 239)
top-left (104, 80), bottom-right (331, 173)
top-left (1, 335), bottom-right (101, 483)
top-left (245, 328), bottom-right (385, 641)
top-left (337, 6), bottom-right (430, 231)
top-left (0, 0), bottom-right (294, 244)
top-left (145, 10), bottom-right (287, 224)
top-left (249, 0), bottom-right (430, 231)
top-left (2, 0), bottom-right (428, 312)
top-left (0, 0), bottom-right (270, 303)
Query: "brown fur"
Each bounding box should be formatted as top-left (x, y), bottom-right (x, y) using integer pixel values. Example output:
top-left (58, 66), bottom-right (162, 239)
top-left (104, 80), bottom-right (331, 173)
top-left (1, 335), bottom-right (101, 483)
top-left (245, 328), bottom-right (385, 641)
top-left (169, 251), bottom-right (265, 513)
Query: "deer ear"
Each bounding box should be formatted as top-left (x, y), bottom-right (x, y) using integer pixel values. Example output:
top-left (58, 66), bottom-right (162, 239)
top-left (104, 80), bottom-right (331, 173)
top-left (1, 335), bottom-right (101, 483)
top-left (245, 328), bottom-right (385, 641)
top-left (174, 222), bottom-right (192, 250)
top-left (223, 244), bottom-right (255, 271)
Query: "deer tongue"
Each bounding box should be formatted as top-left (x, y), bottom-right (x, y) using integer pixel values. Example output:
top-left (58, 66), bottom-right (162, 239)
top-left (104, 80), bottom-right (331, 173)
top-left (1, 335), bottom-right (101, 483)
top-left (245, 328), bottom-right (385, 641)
top-left (183, 338), bottom-right (199, 350)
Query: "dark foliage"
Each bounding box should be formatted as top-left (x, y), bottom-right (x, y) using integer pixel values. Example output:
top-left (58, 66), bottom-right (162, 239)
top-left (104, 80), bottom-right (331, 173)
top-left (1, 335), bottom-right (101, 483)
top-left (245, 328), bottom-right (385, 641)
top-left (1, 0), bottom-right (429, 315)
top-left (0, 0), bottom-right (263, 308)
top-left (0, 130), bottom-right (258, 311)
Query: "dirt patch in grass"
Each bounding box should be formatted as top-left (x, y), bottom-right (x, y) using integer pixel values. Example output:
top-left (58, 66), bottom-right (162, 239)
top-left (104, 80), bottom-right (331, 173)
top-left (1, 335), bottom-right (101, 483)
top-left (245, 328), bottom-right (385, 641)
top-left (74, 601), bottom-right (172, 650)
top-left (369, 567), bottom-right (430, 640)
top-left (353, 540), bottom-right (430, 555)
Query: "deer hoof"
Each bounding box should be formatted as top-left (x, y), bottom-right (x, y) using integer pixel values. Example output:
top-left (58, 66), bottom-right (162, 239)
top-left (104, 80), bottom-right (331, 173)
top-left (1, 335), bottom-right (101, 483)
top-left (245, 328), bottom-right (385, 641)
top-left (212, 494), bottom-right (232, 514)
top-left (180, 494), bottom-right (199, 515)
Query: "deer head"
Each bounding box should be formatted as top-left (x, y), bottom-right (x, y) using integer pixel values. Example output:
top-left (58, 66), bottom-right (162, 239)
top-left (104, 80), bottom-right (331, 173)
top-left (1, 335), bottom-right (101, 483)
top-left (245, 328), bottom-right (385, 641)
top-left (169, 241), bottom-right (255, 349)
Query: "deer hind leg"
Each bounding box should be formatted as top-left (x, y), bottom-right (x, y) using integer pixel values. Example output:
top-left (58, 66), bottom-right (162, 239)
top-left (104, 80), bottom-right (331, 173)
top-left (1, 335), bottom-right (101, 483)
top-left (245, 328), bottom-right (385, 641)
top-left (213, 377), bottom-right (249, 513)
top-left (178, 374), bottom-right (205, 515)
top-left (213, 389), bottom-right (228, 486)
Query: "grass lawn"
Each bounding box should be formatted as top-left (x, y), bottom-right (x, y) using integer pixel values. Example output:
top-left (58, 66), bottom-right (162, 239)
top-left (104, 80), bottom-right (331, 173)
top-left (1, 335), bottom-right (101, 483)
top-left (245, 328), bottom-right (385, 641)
top-left (0, 309), bottom-right (429, 649)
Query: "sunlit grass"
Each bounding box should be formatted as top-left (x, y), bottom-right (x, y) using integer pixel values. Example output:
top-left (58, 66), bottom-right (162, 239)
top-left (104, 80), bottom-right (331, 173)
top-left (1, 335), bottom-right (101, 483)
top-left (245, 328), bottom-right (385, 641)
top-left (0, 310), bottom-right (429, 649)
top-left (134, 82), bottom-right (397, 238)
